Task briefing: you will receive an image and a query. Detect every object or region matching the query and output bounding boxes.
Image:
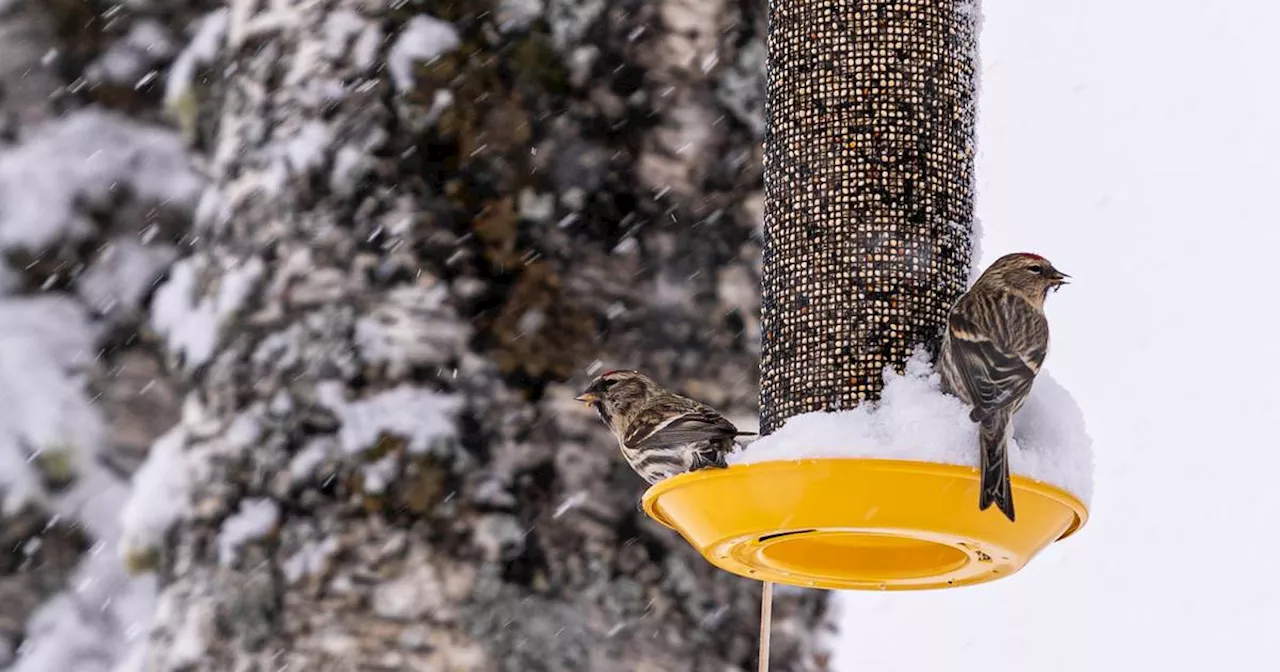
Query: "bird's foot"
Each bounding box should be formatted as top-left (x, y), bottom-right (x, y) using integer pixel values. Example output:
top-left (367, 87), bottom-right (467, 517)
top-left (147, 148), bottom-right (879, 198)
top-left (689, 452), bottom-right (728, 472)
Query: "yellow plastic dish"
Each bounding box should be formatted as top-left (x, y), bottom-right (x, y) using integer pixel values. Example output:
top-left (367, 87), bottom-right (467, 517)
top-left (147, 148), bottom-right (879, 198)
top-left (641, 458), bottom-right (1087, 591)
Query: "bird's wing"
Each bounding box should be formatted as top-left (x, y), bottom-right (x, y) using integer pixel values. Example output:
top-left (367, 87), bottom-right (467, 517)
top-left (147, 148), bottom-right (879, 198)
top-left (624, 398), bottom-right (740, 450)
top-left (947, 308), bottom-right (1046, 422)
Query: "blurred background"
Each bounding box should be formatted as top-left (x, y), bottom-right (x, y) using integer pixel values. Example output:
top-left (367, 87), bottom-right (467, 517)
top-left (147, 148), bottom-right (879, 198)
top-left (1, 0), bottom-right (1278, 671)
top-left (0, 0), bottom-right (820, 670)
top-left (837, 1), bottom-right (1280, 669)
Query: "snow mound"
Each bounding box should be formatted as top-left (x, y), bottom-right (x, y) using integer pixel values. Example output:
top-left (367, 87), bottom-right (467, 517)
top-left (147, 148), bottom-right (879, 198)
top-left (164, 9), bottom-right (228, 109)
top-left (0, 109), bottom-right (202, 253)
top-left (388, 15), bottom-right (461, 92)
top-left (0, 296), bottom-right (104, 513)
top-left (730, 349), bottom-right (1094, 503)
top-left (75, 238), bottom-right (177, 319)
top-left (119, 427), bottom-right (190, 564)
top-left (217, 498), bottom-right (280, 566)
top-left (315, 381), bottom-right (463, 456)
top-left (0, 298), bottom-right (156, 672)
top-left (149, 256), bottom-right (265, 369)
top-left (495, 0), bottom-right (545, 33)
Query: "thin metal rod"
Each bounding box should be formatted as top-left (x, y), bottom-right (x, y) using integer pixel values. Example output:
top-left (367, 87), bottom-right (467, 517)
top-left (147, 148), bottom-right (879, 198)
top-left (758, 581), bottom-right (774, 672)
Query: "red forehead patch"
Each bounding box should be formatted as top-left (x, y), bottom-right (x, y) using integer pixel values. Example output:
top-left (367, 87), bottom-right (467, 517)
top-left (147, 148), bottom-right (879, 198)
top-left (600, 369), bottom-right (624, 377)
top-left (1013, 252), bottom-right (1047, 262)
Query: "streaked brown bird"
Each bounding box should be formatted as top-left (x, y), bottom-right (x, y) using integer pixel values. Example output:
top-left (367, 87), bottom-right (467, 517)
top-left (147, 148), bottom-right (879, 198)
top-left (938, 252), bottom-right (1069, 522)
top-left (575, 370), bottom-right (755, 485)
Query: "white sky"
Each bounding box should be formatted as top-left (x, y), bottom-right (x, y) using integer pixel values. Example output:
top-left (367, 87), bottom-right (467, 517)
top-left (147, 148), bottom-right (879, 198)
top-left (833, 1), bottom-right (1280, 669)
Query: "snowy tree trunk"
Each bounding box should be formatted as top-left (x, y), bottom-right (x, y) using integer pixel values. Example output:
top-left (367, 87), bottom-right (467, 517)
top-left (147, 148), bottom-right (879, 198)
top-left (138, 1), bottom-right (826, 670)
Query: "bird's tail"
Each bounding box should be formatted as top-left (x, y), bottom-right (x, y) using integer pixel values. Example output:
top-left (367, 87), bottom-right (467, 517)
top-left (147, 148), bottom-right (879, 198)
top-left (978, 414), bottom-right (1016, 522)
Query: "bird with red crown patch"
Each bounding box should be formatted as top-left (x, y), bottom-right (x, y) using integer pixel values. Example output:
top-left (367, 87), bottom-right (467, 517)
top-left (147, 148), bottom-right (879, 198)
top-left (937, 252), bottom-right (1070, 521)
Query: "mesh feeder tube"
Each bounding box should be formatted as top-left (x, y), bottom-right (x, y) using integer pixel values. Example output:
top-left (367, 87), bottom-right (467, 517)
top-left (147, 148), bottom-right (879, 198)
top-left (759, 0), bottom-right (978, 432)
top-left (640, 0), bottom-right (1087, 592)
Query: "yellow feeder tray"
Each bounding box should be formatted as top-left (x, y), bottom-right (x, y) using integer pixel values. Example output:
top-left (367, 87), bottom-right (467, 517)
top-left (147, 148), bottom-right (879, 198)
top-left (641, 458), bottom-right (1087, 591)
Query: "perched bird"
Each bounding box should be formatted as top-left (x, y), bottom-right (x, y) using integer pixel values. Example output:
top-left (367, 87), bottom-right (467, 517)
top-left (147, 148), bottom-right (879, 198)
top-left (575, 370), bottom-right (755, 485)
top-left (937, 252), bottom-right (1069, 522)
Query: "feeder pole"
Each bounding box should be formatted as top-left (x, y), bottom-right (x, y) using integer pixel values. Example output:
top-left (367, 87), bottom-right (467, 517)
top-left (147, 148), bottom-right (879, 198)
top-left (759, 0), bottom-right (980, 433)
top-left (758, 581), bottom-right (774, 672)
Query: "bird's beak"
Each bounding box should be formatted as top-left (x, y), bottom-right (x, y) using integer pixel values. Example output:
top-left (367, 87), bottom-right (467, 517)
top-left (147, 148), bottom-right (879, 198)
top-left (1049, 269), bottom-right (1070, 290)
top-left (575, 392), bottom-right (599, 407)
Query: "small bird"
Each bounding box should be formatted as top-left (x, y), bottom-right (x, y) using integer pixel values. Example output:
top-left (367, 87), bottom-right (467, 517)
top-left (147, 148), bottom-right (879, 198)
top-left (575, 370), bottom-right (756, 485)
top-left (937, 252), bottom-right (1069, 522)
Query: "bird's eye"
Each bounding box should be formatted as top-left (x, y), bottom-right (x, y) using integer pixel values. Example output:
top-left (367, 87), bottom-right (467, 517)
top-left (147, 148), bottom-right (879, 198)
top-left (1028, 265), bottom-right (1043, 274)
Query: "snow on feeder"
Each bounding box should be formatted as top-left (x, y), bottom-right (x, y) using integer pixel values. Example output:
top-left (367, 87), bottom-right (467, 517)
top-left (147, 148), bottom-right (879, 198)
top-left (642, 0), bottom-right (1091, 593)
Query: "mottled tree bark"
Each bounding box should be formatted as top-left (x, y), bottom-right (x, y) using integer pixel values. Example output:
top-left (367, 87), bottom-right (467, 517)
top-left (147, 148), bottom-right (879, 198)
top-left (0, 0), bottom-right (59, 129)
top-left (142, 1), bottom-right (826, 671)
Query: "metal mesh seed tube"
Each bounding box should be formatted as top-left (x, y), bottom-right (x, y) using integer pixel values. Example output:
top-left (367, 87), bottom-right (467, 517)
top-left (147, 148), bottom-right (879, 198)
top-left (759, 0), bottom-right (979, 434)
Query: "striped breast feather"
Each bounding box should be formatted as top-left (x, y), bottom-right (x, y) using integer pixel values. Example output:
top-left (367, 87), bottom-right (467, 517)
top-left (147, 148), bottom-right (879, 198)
top-left (628, 444), bottom-right (693, 484)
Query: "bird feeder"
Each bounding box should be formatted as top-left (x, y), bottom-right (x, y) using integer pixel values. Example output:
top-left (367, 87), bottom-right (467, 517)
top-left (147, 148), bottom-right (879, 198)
top-left (642, 0), bottom-right (1088, 595)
